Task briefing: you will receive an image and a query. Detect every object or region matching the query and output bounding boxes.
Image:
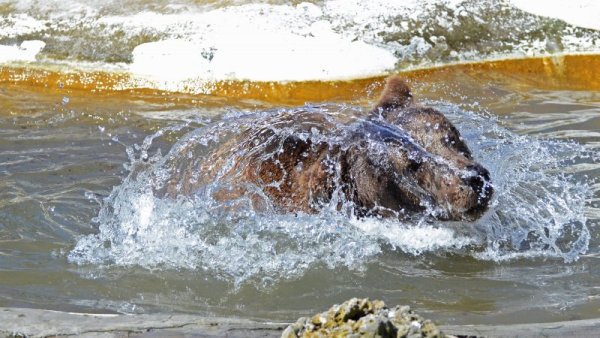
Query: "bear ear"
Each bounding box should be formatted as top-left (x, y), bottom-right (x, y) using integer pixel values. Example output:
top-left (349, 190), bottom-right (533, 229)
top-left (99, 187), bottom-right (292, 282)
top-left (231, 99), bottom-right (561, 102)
top-left (372, 75), bottom-right (412, 113)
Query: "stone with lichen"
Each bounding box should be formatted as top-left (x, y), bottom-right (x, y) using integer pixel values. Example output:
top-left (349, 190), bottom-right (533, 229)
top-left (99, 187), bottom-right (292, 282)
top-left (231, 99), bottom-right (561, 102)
top-left (281, 298), bottom-right (449, 338)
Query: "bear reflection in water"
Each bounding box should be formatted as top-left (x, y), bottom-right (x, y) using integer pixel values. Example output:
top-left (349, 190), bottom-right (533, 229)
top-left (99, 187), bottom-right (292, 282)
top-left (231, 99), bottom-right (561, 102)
top-left (159, 76), bottom-right (493, 221)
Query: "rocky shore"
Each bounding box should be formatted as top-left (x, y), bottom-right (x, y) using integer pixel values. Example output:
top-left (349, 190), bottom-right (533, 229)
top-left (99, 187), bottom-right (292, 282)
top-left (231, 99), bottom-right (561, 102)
top-left (282, 298), bottom-right (446, 338)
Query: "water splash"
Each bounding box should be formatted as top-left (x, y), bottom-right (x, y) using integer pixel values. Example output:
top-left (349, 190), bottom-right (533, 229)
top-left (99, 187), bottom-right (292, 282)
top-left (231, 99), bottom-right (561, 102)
top-left (440, 103), bottom-right (592, 262)
top-left (69, 104), bottom-right (592, 286)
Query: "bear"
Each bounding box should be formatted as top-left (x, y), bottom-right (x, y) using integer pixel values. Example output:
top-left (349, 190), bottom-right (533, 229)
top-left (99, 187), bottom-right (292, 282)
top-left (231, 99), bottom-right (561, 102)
top-left (158, 75), bottom-right (493, 221)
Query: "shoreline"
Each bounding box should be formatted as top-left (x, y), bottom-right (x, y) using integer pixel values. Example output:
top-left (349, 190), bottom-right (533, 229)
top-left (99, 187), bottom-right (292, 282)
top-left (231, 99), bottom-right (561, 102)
top-left (2, 52), bottom-right (600, 105)
top-left (3, 307), bottom-right (600, 338)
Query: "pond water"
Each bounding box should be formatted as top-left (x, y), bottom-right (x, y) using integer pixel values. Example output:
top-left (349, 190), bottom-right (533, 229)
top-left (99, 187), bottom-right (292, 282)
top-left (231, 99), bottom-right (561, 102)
top-left (1, 57), bottom-right (599, 325)
top-left (0, 0), bottom-right (600, 327)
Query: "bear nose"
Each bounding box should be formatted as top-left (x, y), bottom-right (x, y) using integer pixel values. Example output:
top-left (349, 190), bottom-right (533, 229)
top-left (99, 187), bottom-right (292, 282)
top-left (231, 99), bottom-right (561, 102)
top-left (465, 164), bottom-right (493, 207)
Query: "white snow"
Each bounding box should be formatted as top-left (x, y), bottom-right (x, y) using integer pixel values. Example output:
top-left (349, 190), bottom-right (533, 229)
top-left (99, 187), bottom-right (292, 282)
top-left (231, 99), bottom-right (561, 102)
top-left (510, 0), bottom-right (600, 30)
top-left (0, 40), bottom-right (45, 62)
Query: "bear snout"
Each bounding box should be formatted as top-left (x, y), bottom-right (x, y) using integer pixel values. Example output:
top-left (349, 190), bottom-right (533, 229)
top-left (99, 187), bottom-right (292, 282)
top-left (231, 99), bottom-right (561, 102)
top-left (463, 163), bottom-right (493, 218)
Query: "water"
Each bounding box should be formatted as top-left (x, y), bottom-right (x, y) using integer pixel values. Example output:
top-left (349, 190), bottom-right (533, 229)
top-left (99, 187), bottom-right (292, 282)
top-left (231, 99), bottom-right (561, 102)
top-left (0, 66), bottom-right (598, 325)
top-left (1, 0), bottom-right (600, 327)
top-left (66, 100), bottom-right (590, 274)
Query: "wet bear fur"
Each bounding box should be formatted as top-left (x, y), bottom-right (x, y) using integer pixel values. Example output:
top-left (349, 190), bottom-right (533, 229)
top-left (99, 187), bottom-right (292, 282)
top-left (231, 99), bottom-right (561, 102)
top-left (163, 76), bottom-right (493, 221)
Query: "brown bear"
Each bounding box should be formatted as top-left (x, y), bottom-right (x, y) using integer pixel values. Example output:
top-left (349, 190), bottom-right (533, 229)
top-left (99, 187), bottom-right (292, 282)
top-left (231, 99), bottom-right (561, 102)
top-left (159, 76), bottom-right (493, 221)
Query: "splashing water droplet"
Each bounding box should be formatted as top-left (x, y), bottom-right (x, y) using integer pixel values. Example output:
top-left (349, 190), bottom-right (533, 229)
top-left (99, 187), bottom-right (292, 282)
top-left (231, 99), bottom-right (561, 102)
top-left (69, 104), bottom-right (592, 287)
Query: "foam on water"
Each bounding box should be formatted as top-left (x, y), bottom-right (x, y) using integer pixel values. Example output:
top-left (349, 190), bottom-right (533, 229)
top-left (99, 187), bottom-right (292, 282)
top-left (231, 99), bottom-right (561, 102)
top-left (68, 104), bottom-right (593, 287)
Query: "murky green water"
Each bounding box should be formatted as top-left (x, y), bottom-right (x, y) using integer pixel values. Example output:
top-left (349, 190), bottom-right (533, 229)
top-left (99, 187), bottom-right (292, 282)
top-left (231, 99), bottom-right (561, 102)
top-left (1, 67), bottom-right (599, 325)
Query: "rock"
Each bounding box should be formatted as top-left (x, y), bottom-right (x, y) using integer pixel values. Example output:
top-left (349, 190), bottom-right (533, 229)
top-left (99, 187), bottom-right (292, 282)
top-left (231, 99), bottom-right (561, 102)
top-left (282, 298), bottom-right (450, 338)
